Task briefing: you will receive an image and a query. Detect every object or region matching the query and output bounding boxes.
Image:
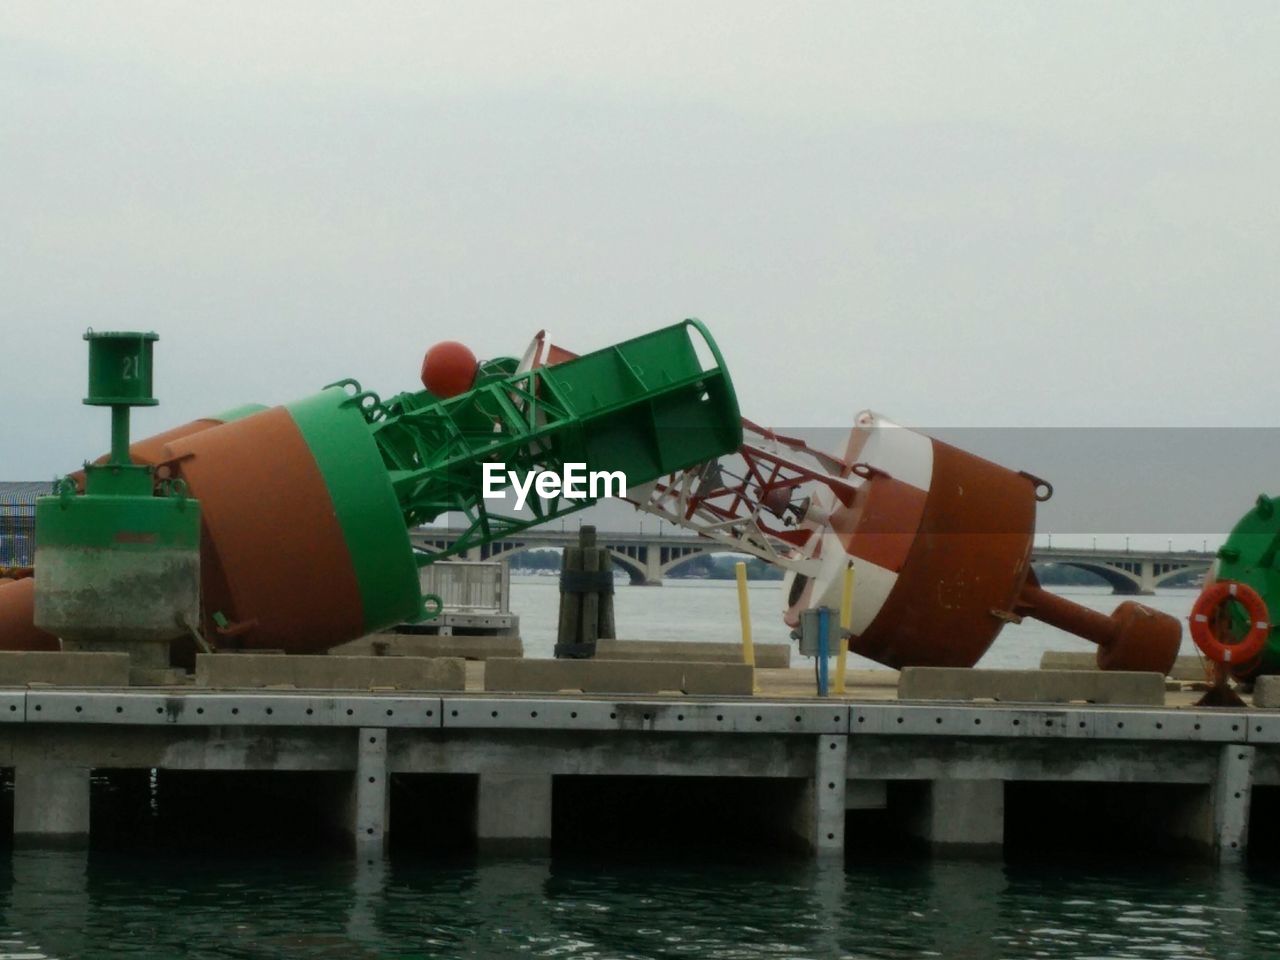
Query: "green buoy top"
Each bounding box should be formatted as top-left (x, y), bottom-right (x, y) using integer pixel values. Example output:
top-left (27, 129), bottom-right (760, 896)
top-left (84, 330), bottom-right (159, 407)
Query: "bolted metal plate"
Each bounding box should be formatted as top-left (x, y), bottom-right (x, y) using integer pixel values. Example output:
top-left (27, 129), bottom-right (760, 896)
top-left (1085, 709), bottom-right (1247, 742)
top-left (0, 691), bottom-right (24, 723)
top-left (24, 691), bottom-right (443, 727)
top-left (1246, 714), bottom-right (1280, 744)
top-left (852, 704), bottom-right (1095, 738)
top-left (441, 698), bottom-right (850, 734)
top-left (444, 698), bottom-right (621, 731)
top-left (850, 703), bottom-right (1248, 742)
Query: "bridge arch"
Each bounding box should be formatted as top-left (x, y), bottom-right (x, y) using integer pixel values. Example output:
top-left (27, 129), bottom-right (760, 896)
top-left (604, 549), bottom-right (650, 586)
top-left (478, 540), bottom-right (654, 586)
top-left (658, 546), bottom-right (718, 579)
top-left (1042, 561), bottom-right (1146, 595)
top-left (1038, 557), bottom-right (1207, 596)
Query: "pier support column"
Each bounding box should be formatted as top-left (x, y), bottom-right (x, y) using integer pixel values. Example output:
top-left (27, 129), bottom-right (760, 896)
top-left (350, 728), bottom-right (389, 858)
top-left (789, 736), bottom-right (848, 856)
top-left (1166, 745), bottom-right (1254, 862)
top-left (13, 764), bottom-right (91, 848)
top-left (1212, 745), bottom-right (1254, 864)
top-left (477, 773), bottom-right (552, 854)
top-left (906, 779), bottom-right (1004, 856)
top-left (813, 735), bottom-right (847, 856)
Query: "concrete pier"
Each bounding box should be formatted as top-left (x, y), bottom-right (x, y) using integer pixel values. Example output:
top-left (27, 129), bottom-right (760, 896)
top-left (0, 687), bottom-right (1277, 864)
top-left (904, 780), bottom-right (1004, 856)
top-left (477, 774), bottom-right (553, 854)
top-left (350, 727), bottom-right (389, 858)
top-left (13, 764), bottom-right (90, 847)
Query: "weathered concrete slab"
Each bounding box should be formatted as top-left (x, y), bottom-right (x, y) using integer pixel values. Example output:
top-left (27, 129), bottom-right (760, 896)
top-left (595, 639), bottom-right (790, 668)
top-left (1254, 675), bottom-right (1280, 709)
top-left (484, 658), bottom-right (754, 696)
top-left (899, 667), bottom-right (1165, 705)
top-left (0, 651), bottom-right (130, 687)
top-left (195, 654), bottom-right (466, 691)
top-left (1040, 650), bottom-right (1208, 682)
top-left (331, 634), bottom-right (523, 660)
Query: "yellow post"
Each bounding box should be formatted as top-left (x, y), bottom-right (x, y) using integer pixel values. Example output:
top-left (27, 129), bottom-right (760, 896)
top-left (834, 562), bottom-right (855, 695)
top-left (735, 561), bottom-right (756, 669)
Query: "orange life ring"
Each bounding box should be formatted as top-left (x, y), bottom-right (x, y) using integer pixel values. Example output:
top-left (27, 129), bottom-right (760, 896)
top-left (1190, 580), bottom-right (1271, 665)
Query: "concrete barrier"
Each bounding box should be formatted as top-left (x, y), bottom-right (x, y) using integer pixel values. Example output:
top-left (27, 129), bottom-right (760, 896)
top-left (1254, 675), bottom-right (1280, 708)
top-left (0, 651), bottom-right (130, 687)
top-left (484, 658), bottom-right (754, 695)
top-left (331, 634), bottom-right (523, 660)
top-left (1040, 650), bottom-right (1208, 682)
top-left (899, 667), bottom-right (1165, 705)
top-left (195, 654), bottom-right (466, 691)
top-left (595, 640), bottom-right (790, 668)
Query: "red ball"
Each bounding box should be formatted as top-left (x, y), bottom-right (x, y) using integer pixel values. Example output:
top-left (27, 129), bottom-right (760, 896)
top-left (420, 341), bottom-right (478, 398)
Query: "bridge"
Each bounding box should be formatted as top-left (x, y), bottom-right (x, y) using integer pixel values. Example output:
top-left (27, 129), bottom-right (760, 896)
top-left (411, 528), bottom-right (1215, 593)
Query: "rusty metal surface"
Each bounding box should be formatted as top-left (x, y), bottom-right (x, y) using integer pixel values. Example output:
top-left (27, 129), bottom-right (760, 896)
top-left (165, 408), bottom-right (366, 654)
top-left (852, 439), bottom-right (1036, 668)
top-left (0, 577), bottom-right (59, 651)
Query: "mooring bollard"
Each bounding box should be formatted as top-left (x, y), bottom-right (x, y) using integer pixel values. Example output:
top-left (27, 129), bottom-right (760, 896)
top-left (554, 525), bottom-right (616, 658)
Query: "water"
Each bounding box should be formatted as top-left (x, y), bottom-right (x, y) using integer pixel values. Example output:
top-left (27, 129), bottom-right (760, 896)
top-left (0, 581), bottom-right (1232, 958)
top-left (509, 575), bottom-right (1202, 669)
top-left (4, 852), bottom-right (1280, 959)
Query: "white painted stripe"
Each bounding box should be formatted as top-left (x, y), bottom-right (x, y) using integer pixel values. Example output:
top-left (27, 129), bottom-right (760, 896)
top-left (850, 410), bottom-right (934, 492)
top-left (801, 532), bottom-right (897, 635)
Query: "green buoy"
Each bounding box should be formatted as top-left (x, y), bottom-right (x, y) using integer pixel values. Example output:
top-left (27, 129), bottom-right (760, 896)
top-left (34, 331), bottom-right (201, 654)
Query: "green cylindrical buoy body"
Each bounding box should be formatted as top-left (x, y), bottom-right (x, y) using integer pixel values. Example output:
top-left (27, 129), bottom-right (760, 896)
top-left (160, 387), bottom-right (422, 653)
top-left (33, 484), bottom-right (201, 643)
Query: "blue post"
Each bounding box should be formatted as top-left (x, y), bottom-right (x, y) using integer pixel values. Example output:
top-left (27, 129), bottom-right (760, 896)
top-left (817, 606), bottom-right (830, 697)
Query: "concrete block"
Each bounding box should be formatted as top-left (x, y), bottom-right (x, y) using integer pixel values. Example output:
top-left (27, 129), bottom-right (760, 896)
top-left (62, 637), bottom-right (169, 669)
top-left (129, 668), bottom-right (191, 687)
top-left (483, 658), bottom-right (754, 696)
top-left (596, 639), bottom-right (790, 668)
top-left (1039, 650), bottom-right (1207, 682)
top-left (0, 651), bottom-right (130, 687)
top-left (899, 667), bottom-right (1165, 705)
top-left (13, 765), bottom-right (91, 847)
top-left (195, 654), bottom-right (466, 691)
top-left (331, 634), bottom-right (523, 661)
top-left (1254, 675), bottom-right (1280, 708)
top-left (477, 773), bottom-right (552, 854)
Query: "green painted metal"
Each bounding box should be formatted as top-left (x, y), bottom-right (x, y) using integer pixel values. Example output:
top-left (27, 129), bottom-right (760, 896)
top-left (284, 389), bottom-right (422, 629)
top-left (83, 330), bottom-right (158, 407)
top-left (1210, 494), bottom-right (1280, 676)
top-left (366, 318), bottom-right (742, 564)
top-left (211, 403), bottom-right (270, 422)
top-left (36, 482), bottom-right (199, 550)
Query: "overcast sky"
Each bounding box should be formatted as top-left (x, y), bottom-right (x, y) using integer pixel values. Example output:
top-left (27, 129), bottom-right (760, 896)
top-left (2, 3), bottom-right (1277, 547)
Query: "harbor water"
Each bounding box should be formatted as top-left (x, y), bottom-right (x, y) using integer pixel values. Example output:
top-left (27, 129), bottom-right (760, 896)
top-left (509, 575), bottom-right (1203, 669)
top-left (4, 852), bottom-right (1280, 958)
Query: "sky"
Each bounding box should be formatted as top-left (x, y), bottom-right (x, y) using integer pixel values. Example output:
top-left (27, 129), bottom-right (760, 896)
top-left (2, 2), bottom-right (1278, 548)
